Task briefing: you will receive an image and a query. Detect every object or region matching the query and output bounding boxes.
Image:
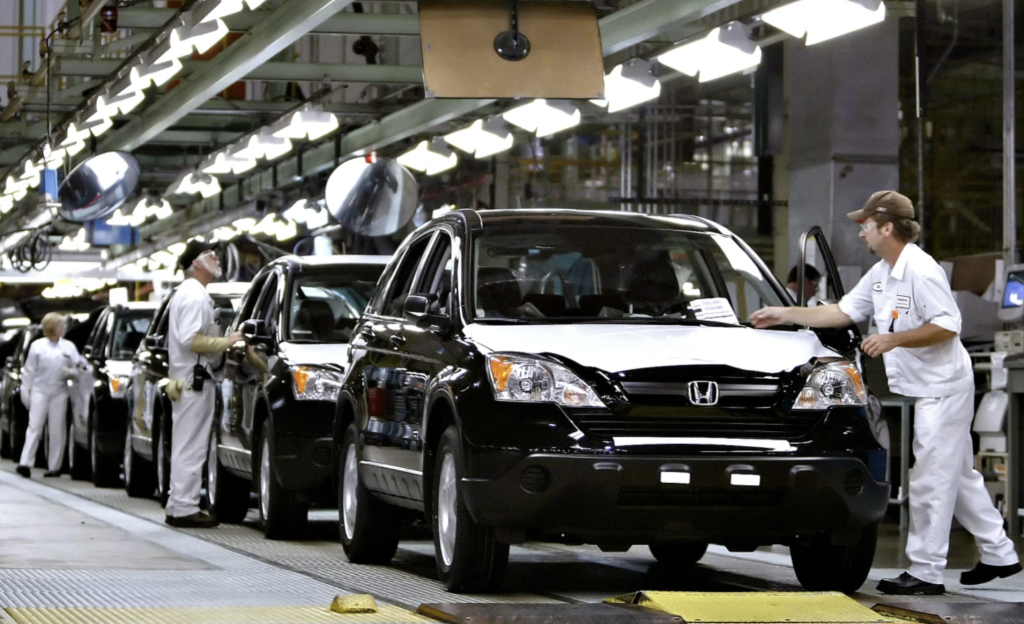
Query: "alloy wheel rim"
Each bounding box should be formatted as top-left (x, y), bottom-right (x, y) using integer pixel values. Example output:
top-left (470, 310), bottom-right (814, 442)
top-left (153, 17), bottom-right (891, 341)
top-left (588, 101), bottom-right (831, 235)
top-left (260, 436), bottom-right (270, 522)
top-left (342, 444), bottom-right (358, 540)
top-left (438, 452), bottom-right (457, 567)
top-left (207, 433), bottom-right (218, 507)
top-left (123, 428), bottom-right (132, 483)
top-left (156, 431), bottom-right (165, 494)
top-left (90, 427), bottom-right (97, 472)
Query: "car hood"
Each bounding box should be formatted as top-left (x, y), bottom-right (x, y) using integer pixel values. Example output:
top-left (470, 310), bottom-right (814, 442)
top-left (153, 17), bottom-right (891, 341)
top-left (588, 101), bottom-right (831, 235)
top-left (279, 342), bottom-right (349, 370)
top-left (462, 323), bottom-right (838, 374)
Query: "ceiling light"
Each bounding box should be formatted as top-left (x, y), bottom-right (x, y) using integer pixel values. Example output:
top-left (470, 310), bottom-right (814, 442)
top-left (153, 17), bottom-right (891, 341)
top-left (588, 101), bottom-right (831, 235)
top-left (168, 171), bottom-right (221, 198)
top-left (244, 0), bottom-right (268, 8)
top-left (108, 77), bottom-right (146, 114)
top-left (154, 21), bottom-right (198, 63)
top-left (201, 151), bottom-right (245, 175)
top-left (249, 213), bottom-right (279, 236)
top-left (444, 116), bottom-right (514, 159)
top-left (20, 159), bottom-right (42, 188)
top-left (168, 242), bottom-right (187, 255)
top-left (657, 22), bottom-right (762, 82)
top-left (398, 138), bottom-right (458, 175)
top-left (0, 195), bottom-right (13, 213)
top-left (762, 0), bottom-right (885, 45)
top-left (234, 130), bottom-right (292, 161)
top-left (105, 208), bottom-right (131, 226)
top-left (270, 105), bottom-right (339, 141)
top-left (503, 100), bottom-right (581, 137)
top-left (136, 55), bottom-right (183, 87)
top-left (58, 228), bottom-right (90, 252)
top-left (232, 217), bottom-right (256, 232)
top-left (274, 219), bottom-right (298, 241)
top-left (4, 175), bottom-right (28, 200)
top-left (592, 59), bottom-right (662, 113)
top-left (42, 144), bottom-right (66, 168)
top-left (184, 17), bottom-right (229, 55)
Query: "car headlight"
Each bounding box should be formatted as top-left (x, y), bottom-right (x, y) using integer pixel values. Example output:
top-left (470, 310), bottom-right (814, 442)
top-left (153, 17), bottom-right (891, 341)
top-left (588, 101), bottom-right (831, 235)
top-left (291, 366), bottom-right (342, 402)
top-left (109, 375), bottom-right (129, 399)
top-left (486, 354), bottom-right (605, 408)
top-left (793, 360), bottom-right (867, 409)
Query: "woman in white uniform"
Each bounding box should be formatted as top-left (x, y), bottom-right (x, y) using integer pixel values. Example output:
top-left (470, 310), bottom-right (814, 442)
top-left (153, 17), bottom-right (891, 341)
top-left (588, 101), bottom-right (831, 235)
top-left (17, 312), bottom-right (84, 478)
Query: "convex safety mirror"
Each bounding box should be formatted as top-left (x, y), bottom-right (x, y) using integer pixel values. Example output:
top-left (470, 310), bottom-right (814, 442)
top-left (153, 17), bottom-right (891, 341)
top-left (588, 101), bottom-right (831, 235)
top-left (58, 151), bottom-right (140, 223)
top-left (325, 157), bottom-right (418, 237)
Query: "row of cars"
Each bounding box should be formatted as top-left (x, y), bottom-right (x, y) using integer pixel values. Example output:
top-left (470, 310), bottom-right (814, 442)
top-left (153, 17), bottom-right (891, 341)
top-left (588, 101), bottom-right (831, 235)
top-left (0, 209), bottom-right (891, 595)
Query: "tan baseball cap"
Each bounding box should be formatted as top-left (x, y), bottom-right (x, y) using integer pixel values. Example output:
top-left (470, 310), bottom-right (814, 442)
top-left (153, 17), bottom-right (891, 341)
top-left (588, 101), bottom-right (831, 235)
top-left (846, 190), bottom-right (915, 222)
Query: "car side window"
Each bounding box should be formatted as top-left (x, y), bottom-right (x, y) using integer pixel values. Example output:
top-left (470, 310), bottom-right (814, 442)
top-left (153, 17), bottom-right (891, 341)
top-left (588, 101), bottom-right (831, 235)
top-left (383, 234), bottom-right (434, 317)
top-left (236, 274), bottom-right (268, 327)
top-left (253, 273), bottom-right (280, 335)
top-left (87, 310), bottom-right (108, 352)
top-left (418, 233), bottom-right (453, 316)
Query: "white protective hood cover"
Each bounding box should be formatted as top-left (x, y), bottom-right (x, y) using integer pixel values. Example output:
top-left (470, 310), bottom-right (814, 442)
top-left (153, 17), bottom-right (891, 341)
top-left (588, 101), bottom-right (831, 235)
top-left (279, 342), bottom-right (350, 370)
top-left (105, 359), bottom-right (135, 377)
top-left (462, 324), bottom-right (838, 374)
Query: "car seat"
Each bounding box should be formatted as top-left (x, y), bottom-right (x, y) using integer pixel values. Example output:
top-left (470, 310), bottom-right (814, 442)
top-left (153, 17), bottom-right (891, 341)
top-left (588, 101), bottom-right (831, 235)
top-left (622, 255), bottom-right (681, 314)
top-left (477, 268), bottom-right (523, 317)
top-left (295, 299), bottom-right (337, 341)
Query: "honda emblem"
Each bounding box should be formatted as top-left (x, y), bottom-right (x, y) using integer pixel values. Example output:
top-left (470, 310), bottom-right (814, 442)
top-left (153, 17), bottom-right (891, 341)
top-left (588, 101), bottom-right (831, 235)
top-left (688, 381), bottom-right (719, 406)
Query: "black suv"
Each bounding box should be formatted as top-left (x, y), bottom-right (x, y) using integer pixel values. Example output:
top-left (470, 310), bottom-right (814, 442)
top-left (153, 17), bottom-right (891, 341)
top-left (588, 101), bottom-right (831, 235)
top-left (125, 283), bottom-right (248, 502)
top-left (69, 302), bottom-right (158, 485)
top-left (336, 209), bottom-right (889, 593)
top-left (209, 255), bottom-right (387, 538)
top-left (0, 325), bottom-right (42, 461)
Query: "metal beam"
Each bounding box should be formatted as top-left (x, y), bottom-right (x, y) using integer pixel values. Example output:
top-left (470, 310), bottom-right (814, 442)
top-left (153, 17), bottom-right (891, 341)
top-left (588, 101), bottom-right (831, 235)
top-left (598, 0), bottom-right (744, 56)
top-left (117, 8), bottom-right (420, 36)
top-left (54, 58), bottom-right (422, 83)
top-left (99, 0), bottom-right (358, 153)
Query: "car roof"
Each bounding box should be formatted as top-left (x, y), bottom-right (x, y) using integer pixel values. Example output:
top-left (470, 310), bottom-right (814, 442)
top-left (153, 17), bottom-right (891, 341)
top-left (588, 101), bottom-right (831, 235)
top-left (116, 302), bottom-right (159, 311)
top-left (206, 281), bottom-right (251, 297)
top-left (436, 208), bottom-right (728, 235)
top-left (272, 255), bottom-right (391, 270)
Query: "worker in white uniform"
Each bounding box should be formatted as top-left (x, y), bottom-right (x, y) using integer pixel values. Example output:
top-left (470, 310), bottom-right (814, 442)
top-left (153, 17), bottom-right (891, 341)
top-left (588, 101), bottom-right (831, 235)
top-left (17, 312), bottom-right (83, 478)
top-left (751, 191), bottom-right (1021, 594)
top-left (786, 264), bottom-right (821, 307)
top-left (164, 241), bottom-right (242, 528)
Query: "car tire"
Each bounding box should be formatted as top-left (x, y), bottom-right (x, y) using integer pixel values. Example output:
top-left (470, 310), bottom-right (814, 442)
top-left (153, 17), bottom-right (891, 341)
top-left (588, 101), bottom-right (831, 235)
top-left (91, 419), bottom-right (120, 487)
top-left (68, 422), bottom-right (91, 480)
top-left (790, 527), bottom-right (878, 594)
top-left (206, 428), bottom-right (250, 523)
top-left (10, 405), bottom-right (25, 460)
top-left (124, 422), bottom-right (155, 498)
top-left (257, 419), bottom-right (308, 539)
top-left (649, 542), bottom-right (709, 567)
top-left (155, 411), bottom-right (172, 507)
top-left (432, 425), bottom-right (509, 593)
top-left (339, 423), bottom-right (400, 564)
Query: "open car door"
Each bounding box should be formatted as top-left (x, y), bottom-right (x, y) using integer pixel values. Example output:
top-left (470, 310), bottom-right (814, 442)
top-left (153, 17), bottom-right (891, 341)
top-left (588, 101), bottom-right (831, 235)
top-left (799, 226), bottom-right (861, 358)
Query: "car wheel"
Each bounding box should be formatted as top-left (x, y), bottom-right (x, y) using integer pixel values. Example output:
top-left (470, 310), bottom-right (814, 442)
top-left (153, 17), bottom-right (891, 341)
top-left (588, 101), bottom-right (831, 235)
top-left (790, 527), bottom-right (878, 594)
top-left (339, 423), bottom-right (400, 563)
top-left (257, 420), bottom-right (308, 539)
top-left (91, 420), bottom-right (120, 487)
top-left (432, 425), bottom-right (509, 592)
top-left (206, 428), bottom-right (250, 523)
top-left (649, 542), bottom-right (708, 567)
top-left (123, 422), bottom-right (155, 498)
top-left (68, 422), bottom-right (91, 480)
top-left (1, 424), bottom-right (11, 459)
top-left (11, 405), bottom-right (25, 460)
top-left (155, 413), bottom-right (172, 506)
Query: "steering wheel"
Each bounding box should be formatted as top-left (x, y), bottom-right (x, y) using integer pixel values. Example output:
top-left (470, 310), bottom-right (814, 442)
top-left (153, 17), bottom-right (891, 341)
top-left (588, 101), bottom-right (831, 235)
top-left (539, 269), bottom-right (578, 307)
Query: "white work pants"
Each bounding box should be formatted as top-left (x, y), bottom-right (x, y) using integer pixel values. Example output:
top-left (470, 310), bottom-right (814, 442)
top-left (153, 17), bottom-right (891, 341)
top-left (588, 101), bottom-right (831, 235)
top-left (165, 384), bottom-right (215, 518)
top-left (20, 391), bottom-right (67, 472)
top-left (906, 389), bottom-right (1019, 584)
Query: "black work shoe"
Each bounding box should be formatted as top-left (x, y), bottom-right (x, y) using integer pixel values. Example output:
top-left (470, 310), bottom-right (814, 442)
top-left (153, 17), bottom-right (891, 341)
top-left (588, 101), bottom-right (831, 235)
top-left (877, 572), bottom-right (945, 595)
top-left (15, 465), bottom-right (29, 478)
top-left (960, 561), bottom-right (1023, 586)
top-left (43, 471), bottom-right (60, 478)
top-left (164, 511), bottom-right (219, 529)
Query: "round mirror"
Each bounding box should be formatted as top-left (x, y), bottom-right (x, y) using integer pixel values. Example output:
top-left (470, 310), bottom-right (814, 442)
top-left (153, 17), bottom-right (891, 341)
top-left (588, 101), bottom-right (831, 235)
top-left (325, 157), bottom-right (418, 237)
top-left (58, 151), bottom-right (140, 223)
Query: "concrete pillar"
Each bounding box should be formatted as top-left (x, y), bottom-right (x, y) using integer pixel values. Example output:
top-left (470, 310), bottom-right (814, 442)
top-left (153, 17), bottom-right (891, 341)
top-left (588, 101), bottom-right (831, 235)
top-left (785, 18), bottom-right (900, 282)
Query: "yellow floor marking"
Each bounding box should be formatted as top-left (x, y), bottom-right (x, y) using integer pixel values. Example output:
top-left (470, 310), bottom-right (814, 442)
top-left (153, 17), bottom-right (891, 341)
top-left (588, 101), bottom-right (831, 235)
top-left (6, 605), bottom-right (432, 624)
top-left (606, 591), bottom-right (906, 623)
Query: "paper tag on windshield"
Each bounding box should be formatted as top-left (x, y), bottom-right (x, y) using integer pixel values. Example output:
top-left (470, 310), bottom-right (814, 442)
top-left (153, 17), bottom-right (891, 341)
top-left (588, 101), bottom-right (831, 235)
top-left (689, 298), bottom-right (740, 325)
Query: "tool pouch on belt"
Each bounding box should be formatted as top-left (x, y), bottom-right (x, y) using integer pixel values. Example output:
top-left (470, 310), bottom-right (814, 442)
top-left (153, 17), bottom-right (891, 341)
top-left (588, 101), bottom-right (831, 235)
top-left (191, 354), bottom-right (212, 392)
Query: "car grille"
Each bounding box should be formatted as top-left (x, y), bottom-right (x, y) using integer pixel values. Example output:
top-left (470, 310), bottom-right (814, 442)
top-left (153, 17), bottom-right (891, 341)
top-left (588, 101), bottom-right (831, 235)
top-left (620, 381), bottom-right (780, 409)
top-left (570, 409), bottom-right (822, 440)
top-left (617, 486), bottom-right (785, 507)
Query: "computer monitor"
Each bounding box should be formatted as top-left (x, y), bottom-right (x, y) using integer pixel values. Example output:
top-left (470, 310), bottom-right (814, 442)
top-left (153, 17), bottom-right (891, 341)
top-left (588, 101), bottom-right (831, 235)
top-left (998, 264), bottom-right (1024, 322)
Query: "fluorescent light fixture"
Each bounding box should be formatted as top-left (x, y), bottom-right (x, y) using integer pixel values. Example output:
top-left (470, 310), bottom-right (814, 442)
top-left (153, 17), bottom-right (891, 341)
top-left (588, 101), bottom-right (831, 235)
top-left (42, 144), bottom-right (66, 168)
top-left (3, 175), bottom-right (28, 200)
top-left (283, 199), bottom-right (330, 229)
top-left (244, 0), bottom-right (268, 8)
top-left (503, 99), bottom-right (581, 137)
top-left (61, 122), bottom-right (91, 146)
top-left (398, 138), bottom-right (458, 175)
top-left (270, 105), bottom-right (339, 141)
top-left (201, 151), bottom-right (247, 175)
top-left (150, 250), bottom-right (177, 268)
top-left (282, 199), bottom-right (308, 222)
top-left (168, 171), bottom-right (221, 198)
top-left (105, 208), bottom-right (131, 226)
top-left (154, 20), bottom-right (198, 63)
top-left (232, 217), bottom-right (256, 232)
top-left (20, 159), bottom-right (42, 188)
top-left (657, 22), bottom-right (762, 83)
top-left (249, 213), bottom-right (278, 236)
top-left (108, 77), bottom-right (146, 114)
top-left (136, 55), bottom-right (183, 87)
top-left (184, 17), bottom-right (229, 55)
top-left (0, 195), bottom-right (13, 213)
top-left (592, 59), bottom-right (662, 113)
top-left (168, 242), bottom-right (187, 255)
top-left (762, 0), bottom-right (885, 45)
top-left (444, 116), bottom-right (514, 159)
top-left (274, 219), bottom-right (298, 241)
top-left (58, 228), bottom-right (90, 251)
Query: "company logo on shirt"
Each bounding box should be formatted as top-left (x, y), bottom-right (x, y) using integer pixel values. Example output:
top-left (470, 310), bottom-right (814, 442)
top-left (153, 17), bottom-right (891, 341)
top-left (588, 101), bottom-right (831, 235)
top-left (872, 282), bottom-right (882, 292)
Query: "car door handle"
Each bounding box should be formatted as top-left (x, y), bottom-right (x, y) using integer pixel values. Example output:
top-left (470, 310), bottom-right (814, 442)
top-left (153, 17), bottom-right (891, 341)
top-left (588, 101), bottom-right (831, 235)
top-left (228, 349), bottom-right (244, 362)
top-left (389, 334), bottom-right (406, 348)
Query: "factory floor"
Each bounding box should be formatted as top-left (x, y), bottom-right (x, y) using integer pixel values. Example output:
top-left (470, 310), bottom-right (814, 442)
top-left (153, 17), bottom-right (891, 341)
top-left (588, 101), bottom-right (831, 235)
top-left (1, 464), bottom-right (1022, 624)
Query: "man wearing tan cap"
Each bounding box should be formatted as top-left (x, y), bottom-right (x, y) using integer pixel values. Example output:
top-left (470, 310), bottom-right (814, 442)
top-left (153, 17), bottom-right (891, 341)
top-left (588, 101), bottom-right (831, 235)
top-left (751, 190), bottom-right (1020, 595)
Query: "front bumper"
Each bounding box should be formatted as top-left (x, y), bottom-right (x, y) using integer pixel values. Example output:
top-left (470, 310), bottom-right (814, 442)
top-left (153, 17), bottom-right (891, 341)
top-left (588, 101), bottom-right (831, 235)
top-left (460, 453), bottom-right (889, 544)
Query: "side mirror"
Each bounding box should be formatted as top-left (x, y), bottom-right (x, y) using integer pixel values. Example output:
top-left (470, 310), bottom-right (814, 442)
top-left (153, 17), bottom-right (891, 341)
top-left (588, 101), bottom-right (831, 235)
top-left (242, 319), bottom-right (272, 345)
top-left (404, 295), bottom-right (451, 332)
top-left (4, 356), bottom-right (12, 368)
top-left (144, 335), bottom-right (163, 350)
top-left (82, 345), bottom-right (94, 358)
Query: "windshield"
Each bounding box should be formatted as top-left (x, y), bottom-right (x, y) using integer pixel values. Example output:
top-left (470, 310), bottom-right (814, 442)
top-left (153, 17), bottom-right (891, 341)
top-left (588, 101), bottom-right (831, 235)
top-left (471, 225), bottom-right (784, 324)
top-left (287, 266), bottom-right (384, 342)
top-left (110, 312), bottom-right (153, 359)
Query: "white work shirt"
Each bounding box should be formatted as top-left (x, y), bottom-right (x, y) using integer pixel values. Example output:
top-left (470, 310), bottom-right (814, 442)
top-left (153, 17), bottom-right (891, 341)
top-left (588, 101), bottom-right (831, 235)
top-left (838, 243), bottom-right (972, 398)
top-left (23, 337), bottom-right (82, 396)
top-left (167, 278), bottom-right (222, 380)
